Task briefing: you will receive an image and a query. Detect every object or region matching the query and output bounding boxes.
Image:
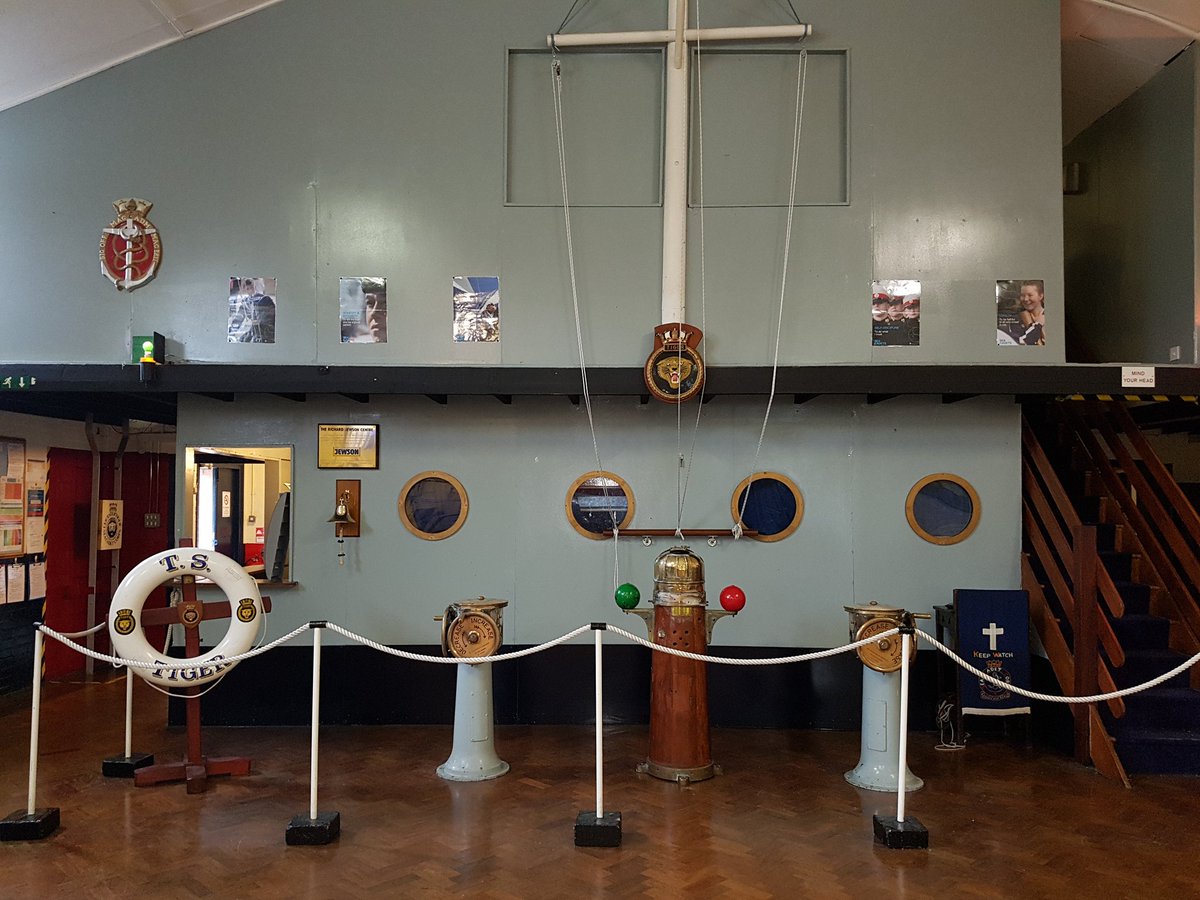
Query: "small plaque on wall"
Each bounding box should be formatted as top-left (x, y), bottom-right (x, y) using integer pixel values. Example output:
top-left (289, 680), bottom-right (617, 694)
top-left (318, 424), bottom-right (379, 469)
top-left (99, 499), bottom-right (123, 551)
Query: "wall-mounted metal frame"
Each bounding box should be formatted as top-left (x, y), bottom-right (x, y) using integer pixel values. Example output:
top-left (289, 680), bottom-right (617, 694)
top-left (399, 471), bottom-right (469, 541)
top-left (905, 473), bottom-right (981, 545)
top-left (730, 472), bottom-right (803, 542)
top-left (565, 471), bottom-right (636, 539)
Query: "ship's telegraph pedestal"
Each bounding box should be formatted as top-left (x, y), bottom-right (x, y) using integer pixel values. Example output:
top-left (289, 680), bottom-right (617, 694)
top-left (436, 598), bottom-right (509, 782)
top-left (619, 547), bottom-right (744, 784)
top-left (844, 602), bottom-right (926, 794)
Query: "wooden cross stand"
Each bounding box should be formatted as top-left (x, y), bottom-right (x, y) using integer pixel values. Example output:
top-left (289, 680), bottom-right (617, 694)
top-left (134, 575), bottom-right (270, 794)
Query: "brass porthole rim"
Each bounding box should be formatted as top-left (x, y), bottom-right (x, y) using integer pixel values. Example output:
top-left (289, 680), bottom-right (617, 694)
top-left (565, 470), bottom-right (636, 540)
top-left (729, 471), bottom-right (804, 542)
top-left (905, 472), bottom-right (981, 546)
top-left (398, 470), bottom-right (469, 541)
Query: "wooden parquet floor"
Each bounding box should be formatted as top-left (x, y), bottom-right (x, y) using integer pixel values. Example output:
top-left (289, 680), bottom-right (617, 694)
top-left (0, 678), bottom-right (1197, 898)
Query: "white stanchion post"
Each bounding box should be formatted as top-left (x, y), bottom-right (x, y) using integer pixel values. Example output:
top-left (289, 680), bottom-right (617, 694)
top-left (575, 623), bottom-right (620, 846)
top-left (594, 627), bottom-right (604, 818)
top-left (871, 623), bottom-right (928, 850)
top-left (896, 631), bottom-right (911, 824)
top-left (103, 641), bottom-right (154, 778)
top-left (309, 626), bottom-right (321, 822)
top-left (124, 668), bottom-right (134, 760)
top-left (26, 629), bottom-right (43, 816)
top-left (0, 627), bottom-right (60, 840)
top-left (286, 623), bottom-right (340, 845)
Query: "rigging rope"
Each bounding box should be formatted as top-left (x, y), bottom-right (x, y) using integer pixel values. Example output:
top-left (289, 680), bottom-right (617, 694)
top-left (675, 0), bottom-right (710, 536)
top-left (734, 43), bottom-right (809, 537)
top-left (551, 53), bottom-right (621, 590)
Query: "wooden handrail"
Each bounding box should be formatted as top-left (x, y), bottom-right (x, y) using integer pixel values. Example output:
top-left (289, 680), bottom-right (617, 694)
top-left (1061, 404), bottom-right (1200, 613)
top-left (1023, 556), bottom-right (1123, 718)
top-left (1022, 460), bottom-right (1125, 619)
top-left (1110, 403), bottom-right (1200, 549)
top-left (1021, 418), bottom-right (1131, 777)
top-left (1088, 403), bottom-right (1200, 599)
top-left (600, 528), bottom-right (757, 538)
top-left (1023, 500), bottom-right (1124, 669)
top-left (1022, 421), bottom-right (1083, 532)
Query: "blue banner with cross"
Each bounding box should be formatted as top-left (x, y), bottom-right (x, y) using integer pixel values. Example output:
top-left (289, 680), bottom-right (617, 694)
top-left (954, 589), bottom-right (1031, 715)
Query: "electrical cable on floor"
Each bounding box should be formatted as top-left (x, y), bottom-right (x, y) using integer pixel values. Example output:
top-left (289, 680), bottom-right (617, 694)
top-left (935, 699), bottom-right (967, 751)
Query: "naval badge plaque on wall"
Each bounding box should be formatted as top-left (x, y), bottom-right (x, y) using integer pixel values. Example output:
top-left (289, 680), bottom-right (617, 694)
top-left (100, 198), bottom-right (162, 291)
top-left (644, 322), bottom-right (705, 403)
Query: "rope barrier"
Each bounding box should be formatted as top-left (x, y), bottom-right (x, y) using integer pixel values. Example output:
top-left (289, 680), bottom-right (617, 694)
top-left (55, 622), bottom-right (107, 640)
top-left (33, 619), bottom-right (1200, 703)
top-left (916, 628), bottom-right (1200, 704)
top-left (324, 622), bottom-right (592, 664)
top-left (35, 622), bottom-right (313, 672)
top-left (605, 624), bottom-right (899, 665)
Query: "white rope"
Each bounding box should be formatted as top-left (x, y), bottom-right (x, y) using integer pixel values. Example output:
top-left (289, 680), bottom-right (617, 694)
top-left (325, 622), bottom-right (592, 664)
top-left (735, 45), bottom-right (808, 535)
top-left (917, 628), bottom-right (1200, 704)
top-left (36, 618), bottom-right (1200, 703)
top-left (55, 622), bottom-right (107, 640)
top-left (606, 623), bottom-right (896, 665)
top-left (675, 0), bottom-right (708, 534)
top-left (551, 56), bottom-right (604, 483)
top-left (37, 622), bottom-right (312, 672)
top-left (552, 53), bottom-right (621, 588)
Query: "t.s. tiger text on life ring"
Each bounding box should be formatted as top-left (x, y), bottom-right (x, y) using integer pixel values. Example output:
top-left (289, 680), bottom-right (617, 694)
top-left (107, 549), bottom-right (263, 689)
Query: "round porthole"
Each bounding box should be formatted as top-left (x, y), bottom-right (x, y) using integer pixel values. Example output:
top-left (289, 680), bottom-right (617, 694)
top-left (905, 474), bottom-right (980, 545)
top-left (566, 471), bottom-right (635, 539)
top-left (399, 471), bottom-right (469, 540)
top-left (730, 473), bottom-right (803, 542)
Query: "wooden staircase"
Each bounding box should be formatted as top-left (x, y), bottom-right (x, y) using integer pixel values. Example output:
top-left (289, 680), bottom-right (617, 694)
top-left (1023, 400), bottom-right (1200, 780)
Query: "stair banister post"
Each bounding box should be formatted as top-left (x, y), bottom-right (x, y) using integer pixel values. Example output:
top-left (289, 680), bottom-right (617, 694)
top-left (1072, 522), bottom-right (1098, 765)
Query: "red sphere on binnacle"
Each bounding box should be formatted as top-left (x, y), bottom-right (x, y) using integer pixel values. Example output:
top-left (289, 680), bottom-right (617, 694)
top-left (719, 585), bottom-right (746, 612)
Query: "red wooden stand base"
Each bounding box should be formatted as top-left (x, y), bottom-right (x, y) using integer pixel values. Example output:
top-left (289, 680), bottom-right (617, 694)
top-left (133, 575), bottom-right (268, 793)
top-left (132, 679), bottom-right (254, 793)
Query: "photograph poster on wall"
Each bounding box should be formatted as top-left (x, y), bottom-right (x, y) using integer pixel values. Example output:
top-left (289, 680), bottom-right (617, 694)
top-left (0, 437), bottom-right (25, 557)
top-left (25, 457), bottom-right (45, 555)
top-left (228, 276), bottom-right (278, 344)
top-left (871, 279), bottom-right (920, 347)
top-left (452, 275), bottom-right (500, 342)
top-left (339, 276), bottom-right (388, 343)
top-left (996, 279), bottom-right (1045, 346)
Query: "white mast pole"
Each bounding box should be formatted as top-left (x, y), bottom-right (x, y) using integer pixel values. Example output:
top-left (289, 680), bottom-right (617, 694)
top-left (661, 0), bottom-right (690, 325)
top-left (547, 5), bottom-right (812, 326)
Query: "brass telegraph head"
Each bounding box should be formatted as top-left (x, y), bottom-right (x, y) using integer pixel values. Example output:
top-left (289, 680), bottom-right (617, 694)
top-left (845, 601), bottom-right (906, 673)
top-left (440, 597), bottom-right (508, 659)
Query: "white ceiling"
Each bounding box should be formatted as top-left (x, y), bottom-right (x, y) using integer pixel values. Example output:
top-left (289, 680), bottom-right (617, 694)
top-left (1062, 0), bottom-right (1199, 143)
top-left (0, 0), bottom-right (283, 113)
top-left (0, 0), bottom-right (1196, 145)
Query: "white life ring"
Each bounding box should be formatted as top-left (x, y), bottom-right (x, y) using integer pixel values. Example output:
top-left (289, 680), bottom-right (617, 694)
top-left (108, 548), bottom-right (264, 689)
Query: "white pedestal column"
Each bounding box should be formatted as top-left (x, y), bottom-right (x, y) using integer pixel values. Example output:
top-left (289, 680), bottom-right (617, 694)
top-left (437, 662), bottom-right (509, 782)
top-left (845, 666), bottom-right (923, 793)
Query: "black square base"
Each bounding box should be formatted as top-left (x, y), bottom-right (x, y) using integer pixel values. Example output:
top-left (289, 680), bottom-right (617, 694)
top-left (873, 814), bottom-right (929, 849)
top-left (0, 808), bottom-right (60, 841)
top-left (286, 811), bottom-right (341, 845)
top-left (103, 753), bottom-right (155, 778)
top-left (575, 810), bottom-right (621, 847)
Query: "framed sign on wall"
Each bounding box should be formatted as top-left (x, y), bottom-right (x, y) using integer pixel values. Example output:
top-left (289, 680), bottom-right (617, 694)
top-left (318, 424), bottom-right (379, 469)
top-left (0, 437), bottom-right (27, 558)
